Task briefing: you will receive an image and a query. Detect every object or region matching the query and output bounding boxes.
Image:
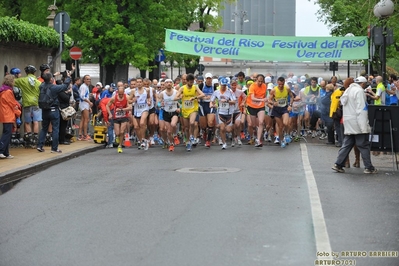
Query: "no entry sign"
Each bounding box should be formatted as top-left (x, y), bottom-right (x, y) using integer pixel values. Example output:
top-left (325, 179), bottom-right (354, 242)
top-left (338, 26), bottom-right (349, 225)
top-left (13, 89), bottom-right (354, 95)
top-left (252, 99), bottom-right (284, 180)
top-left (69, 46), bottom-right (82, 60)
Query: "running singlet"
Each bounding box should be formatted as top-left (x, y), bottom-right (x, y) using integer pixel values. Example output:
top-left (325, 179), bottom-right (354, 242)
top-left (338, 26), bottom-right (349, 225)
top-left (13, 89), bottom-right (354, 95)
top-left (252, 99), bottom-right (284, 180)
top-left (274, 87), bottom-right (289, 107)
top-left (210, 89), bottom-right (236, 115)
top-left (181, 85), bottom-right (199, 115)
top-left (149, 87), bottom-right (155, 109)
top-left (232, 89), bottom-right (245, 113)
top-left (201, 84), bottom-right (214, 103)
top-left (246, 83), bottom-right (267, 108)
top-left (113, 94), bottom-right (129, 119)
top-left (134, 89), bottom-right (149, 117)
top-left (162, 90), bottom-right (178, 112)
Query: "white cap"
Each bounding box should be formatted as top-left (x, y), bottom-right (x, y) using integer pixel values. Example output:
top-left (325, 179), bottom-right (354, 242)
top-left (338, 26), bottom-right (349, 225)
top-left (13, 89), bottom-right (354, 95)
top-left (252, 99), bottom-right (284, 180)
top-left (105, 85), bottom-right (110, 89)
top-left (300, 76), bottom-right (306, 82)
top-left (292, 76), bottom-right (298, 83)
top-left (265, 76), bottom-right (272, 83)
top-left (267, 83), bottom-right (274, 90)
top-left (212, 79), bottom-right (219, 86)
top-left (205, 73), bottom-right (213, 79)
top-left (354, 76), bottom-right (367, 83)
top-left (96, 82), bottom-right (103, 87)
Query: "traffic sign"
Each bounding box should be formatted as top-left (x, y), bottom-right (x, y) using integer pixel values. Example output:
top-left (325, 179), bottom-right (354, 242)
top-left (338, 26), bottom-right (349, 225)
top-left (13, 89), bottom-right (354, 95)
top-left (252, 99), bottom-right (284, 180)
top-left (70, 46), bottom-right (82, 60)
top-left (196, 64), bottom-right (205, 74)
top-left (54, 11), bottom-right (70, 34)
top-left (155, 49), bottom-right (165, 62)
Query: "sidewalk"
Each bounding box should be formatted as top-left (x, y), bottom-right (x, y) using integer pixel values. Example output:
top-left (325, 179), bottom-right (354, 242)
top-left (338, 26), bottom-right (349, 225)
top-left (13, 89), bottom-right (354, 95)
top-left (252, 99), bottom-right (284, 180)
top-left (0, 140), bottom-right (103, 186)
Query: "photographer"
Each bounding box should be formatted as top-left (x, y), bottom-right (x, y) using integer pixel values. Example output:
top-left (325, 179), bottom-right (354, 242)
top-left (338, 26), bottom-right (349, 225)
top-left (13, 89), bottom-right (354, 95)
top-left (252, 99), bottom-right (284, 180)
top-left (36, 71), bottom-right (72, 153)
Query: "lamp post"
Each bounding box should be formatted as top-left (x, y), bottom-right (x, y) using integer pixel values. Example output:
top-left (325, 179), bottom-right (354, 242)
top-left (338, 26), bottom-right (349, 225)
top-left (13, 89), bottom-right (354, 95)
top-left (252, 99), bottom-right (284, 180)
top-left (232, 9), bottom-right (249, 70)
top-left (373, 0), bottom-right (394, 85)
top-left (345, 33), bottom-right (354, 78)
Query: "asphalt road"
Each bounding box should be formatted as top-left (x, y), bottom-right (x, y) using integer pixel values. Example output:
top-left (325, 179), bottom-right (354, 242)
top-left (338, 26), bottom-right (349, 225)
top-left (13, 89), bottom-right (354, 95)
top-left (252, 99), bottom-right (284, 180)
top-left (0, 141), bottom-right (398, 266)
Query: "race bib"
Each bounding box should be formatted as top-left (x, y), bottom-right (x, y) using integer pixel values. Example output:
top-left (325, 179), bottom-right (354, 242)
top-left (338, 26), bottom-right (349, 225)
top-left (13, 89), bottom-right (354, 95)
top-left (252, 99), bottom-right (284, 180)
top-left (136, 104), bottom-right (147, 112)
top-left (219, 102), bottom-right (230, 111)
top-left (184, 100), bottom-right (194, 108)
top-left (115, 109), bottom-right (126, 118)
top-left (277, 98), bottom-right (287, 107)
top-left (164, 101), bottom-right (178, 112)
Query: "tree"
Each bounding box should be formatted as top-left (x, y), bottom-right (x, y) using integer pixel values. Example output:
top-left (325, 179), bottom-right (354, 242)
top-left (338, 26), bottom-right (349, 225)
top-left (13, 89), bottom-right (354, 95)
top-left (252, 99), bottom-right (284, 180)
top-left (314, 0), bottom-right (399, 74)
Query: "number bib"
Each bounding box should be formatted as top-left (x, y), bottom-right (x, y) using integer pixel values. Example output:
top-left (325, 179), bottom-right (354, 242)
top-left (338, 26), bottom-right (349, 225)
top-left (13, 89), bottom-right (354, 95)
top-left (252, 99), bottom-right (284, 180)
top-left (184, 100), bottom-right (194, 108)
top-left (219, 102), bottom-right (230, 111)
top-left (136, 104), bottom-right (147, 113)
top-left (164, 101), bottom-right (178, 112)
top-left (277, 98), bottom-right (287, 107)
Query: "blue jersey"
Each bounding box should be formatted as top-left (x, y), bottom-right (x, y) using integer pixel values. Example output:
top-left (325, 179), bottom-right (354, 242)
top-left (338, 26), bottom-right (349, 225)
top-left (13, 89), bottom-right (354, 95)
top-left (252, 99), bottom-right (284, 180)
top-left (201, 84), bottom-right (214, 102)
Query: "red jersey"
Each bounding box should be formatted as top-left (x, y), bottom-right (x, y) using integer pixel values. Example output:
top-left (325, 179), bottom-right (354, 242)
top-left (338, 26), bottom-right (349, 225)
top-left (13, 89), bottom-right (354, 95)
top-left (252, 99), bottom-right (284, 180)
top-left (113, 94), bottom-right (129, 119)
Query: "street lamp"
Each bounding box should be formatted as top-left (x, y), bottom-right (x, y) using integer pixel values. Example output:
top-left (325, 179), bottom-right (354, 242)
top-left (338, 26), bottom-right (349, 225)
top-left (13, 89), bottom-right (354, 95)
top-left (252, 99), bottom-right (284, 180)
top-left (373, 0), bottom-right (395, 85)
top-left (232, 9), bottom-right (249, 70)
top-left (345, 33), bottom-right (354, 78)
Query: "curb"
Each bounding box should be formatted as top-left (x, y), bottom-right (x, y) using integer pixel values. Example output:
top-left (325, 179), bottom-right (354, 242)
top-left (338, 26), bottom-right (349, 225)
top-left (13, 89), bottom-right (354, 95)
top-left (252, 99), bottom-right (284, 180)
top-left (0, 145), bottom-right (104, 188)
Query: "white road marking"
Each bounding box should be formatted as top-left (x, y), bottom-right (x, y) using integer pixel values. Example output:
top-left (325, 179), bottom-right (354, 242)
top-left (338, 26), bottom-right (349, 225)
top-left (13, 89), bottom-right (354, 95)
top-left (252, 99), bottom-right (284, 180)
top-left (301, 143), bottom-right (332, 260)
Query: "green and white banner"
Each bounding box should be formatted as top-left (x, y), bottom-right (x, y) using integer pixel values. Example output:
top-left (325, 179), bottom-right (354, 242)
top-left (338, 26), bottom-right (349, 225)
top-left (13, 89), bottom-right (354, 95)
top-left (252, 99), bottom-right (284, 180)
top-left (165, 29), bottom-right (369, 62)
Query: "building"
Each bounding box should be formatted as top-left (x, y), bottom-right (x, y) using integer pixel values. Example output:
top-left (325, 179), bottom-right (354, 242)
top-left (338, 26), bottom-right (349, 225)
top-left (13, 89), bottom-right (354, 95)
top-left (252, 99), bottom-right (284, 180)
top-left (219, 0), bottom-right (296, 36)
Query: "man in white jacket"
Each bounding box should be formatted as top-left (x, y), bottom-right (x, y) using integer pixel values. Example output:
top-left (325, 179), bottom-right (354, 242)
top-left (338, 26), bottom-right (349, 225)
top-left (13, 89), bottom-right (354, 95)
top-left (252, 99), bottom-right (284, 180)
top-left (332, 76), bottom-right (377, 174)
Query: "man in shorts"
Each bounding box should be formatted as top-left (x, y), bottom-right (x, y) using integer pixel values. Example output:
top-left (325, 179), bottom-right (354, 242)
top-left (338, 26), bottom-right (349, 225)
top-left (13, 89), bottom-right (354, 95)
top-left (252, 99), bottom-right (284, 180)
top-left (174, 73), bottom-right (204, 151)
top-left (106, 83), bottom-right (131, 153)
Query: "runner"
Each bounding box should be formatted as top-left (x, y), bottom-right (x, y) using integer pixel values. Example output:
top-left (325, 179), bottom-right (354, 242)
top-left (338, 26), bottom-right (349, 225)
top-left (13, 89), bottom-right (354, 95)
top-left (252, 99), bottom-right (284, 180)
top-left (174, 73), bottom-right (205, 151)
top-left (230, 79), bottom-right (246, 146)
top-left (129, 77), bottom-right (151, 150)
top-left (199, 72), bottom-right (216, 148)
top-left (158, 79), bottom-right (180, 151)
top-left (246, 74), bottom-right (268, 147)
top-left (106, 83), bottom-right (131, 153)
top-left (269, 76), bottom-right (294, 148)
top-left (210, 78), bottom-right (236, 149)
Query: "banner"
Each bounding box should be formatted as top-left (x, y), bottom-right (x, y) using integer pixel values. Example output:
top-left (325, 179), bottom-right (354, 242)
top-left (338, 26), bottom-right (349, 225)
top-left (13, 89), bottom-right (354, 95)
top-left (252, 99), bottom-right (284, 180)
top-left (164, 29), bottom-right (369, 62)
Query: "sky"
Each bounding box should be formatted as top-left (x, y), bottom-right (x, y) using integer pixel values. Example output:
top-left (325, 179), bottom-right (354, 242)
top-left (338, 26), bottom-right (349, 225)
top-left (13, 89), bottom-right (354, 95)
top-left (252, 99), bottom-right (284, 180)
top-left (295, 0), bottom-right (331, 36)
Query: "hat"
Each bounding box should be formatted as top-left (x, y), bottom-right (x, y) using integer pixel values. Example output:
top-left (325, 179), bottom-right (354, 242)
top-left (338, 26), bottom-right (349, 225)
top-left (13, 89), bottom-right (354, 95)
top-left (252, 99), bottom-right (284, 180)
top-left (300, 76), bottom-right (306, 82)
top-left (105, 85), bottom-right (110, 89)
top-left (197, 76), bottom-right (204, 81)
top-left (212, 78), bottom-right (219, 85)
top-left (110, 83), bottom-right (116, 89)
top-left (265, 76), bottom-right (272, 83)
top-left (292, 76), bottom-right (298, 83)
top-left (220, 78), bottom-right (228, 86)
top-left (205, 73), bottom-right (213, 79)
top-left (96, 82), bottom-right (103, 87)
top-left (354, 76), bottom-right (367, 83)
top-left (287, 78), bottom-right (293, 84)
top-left (267, 83), bottom-right (274, 90)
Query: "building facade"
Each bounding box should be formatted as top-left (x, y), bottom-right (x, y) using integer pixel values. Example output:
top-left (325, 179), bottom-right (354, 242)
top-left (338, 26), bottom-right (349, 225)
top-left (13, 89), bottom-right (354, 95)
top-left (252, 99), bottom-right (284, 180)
top-left (219, 0), bottom-right (296, 36)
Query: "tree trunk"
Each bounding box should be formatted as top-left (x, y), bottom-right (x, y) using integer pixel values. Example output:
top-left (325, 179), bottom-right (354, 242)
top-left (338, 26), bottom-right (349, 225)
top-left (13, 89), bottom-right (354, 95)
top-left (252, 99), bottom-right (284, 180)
top-left (185, 57), bottom-right (199, 75)
top-left (102, 63), bottom-right (129, 85)
top-left (148, 60), bottom-right (158, 80)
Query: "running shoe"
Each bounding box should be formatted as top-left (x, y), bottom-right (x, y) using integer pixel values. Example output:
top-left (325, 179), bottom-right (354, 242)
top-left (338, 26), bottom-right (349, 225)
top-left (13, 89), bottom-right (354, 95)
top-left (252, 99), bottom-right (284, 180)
top-left (116, 136), bottom-right (120, 144)
top-left (218, 138), bottom-right (223, 145)
top-left (280, 141), bottom-right (286, 148)
top-left (240, 132), bottom-right (245, 140)
top-left (51, 149), bottom-right (62, 153)
top-left (267, 135), bottom-right (272, 142)
top-left (205, 140), bottom-right (211, 148)
top-left (332, 164), bottom-right (345, 173)
top-left (162, 143), bottom-right (168, 149)
top-left (284, 135), bottom-right (292, 144)
top-left (222, 143), bottom-right (227, 150)
top-left (263, 132), bottom-right (268, 142)
top-left (169, 144), bottom-right (175, 152)
top-left (174, 136), bottom-right (180, 145)
top-left (255, 139), bottom-right (263, 147)
top-left (140, 140), bottom-right (145, 149)
top-left (190, 136), bottom-right (195, 143)
top-left (186, 142), bottom-right (192, 151)
top-left (237, 139), bottom-right (242, 146)
top-left (144, 140), bottom-right (149, 151)
top-left (231, 138), bottom-right (236, 147)
top-left (117, 146), bottom-right (123, 153)
top-left (77, 135), bottom-right (83, 141)
top-left (274, 137), bottom-right (280, 145)
top-left (319, 133), bottom-right (327, 140)
top-left (311, 131), bottom-right (316, 138)
top-left (247, 138), bottom-right (254, 145)
top-left (150, 137), bottom-right (155, 146)
top-left (36, 147), bottom-right (45, 152)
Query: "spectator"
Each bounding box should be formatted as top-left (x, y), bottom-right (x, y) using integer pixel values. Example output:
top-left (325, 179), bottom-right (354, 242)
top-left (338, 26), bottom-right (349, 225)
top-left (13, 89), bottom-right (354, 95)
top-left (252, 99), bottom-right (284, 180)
top-left (78, 75), bottom-right (93, 140)
top-left (332, 76), bottom-right (377, 174)
top-left (36, 72), bottom-right (72, 153)
top-left (0, 74), bottom-right (22, 158)
top-left (58, 82), bottom-right (73, 145)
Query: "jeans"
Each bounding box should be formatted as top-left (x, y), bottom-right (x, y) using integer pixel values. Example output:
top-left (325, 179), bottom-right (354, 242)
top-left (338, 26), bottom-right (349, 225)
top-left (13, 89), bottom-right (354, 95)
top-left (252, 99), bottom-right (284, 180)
top-left (335, 134), bottom-right (374, 170)
top-left (325, 120), bottom-right (335, 143)
top-left (0, 123), bottom-right (13, 156)
top-left (39, 108), bottom-right (60, 151)
top-left (108, 119), bottom-right (114, 145)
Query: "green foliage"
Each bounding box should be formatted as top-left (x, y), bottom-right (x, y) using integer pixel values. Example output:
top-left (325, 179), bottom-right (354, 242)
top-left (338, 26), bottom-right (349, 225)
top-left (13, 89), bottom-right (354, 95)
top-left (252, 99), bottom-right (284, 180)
top-left (0, 16), bottom-right (72, 48)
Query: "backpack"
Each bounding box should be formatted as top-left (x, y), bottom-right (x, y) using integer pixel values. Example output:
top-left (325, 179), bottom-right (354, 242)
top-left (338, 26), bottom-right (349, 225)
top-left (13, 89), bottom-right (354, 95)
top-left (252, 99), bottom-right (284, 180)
top-left (38, 83), bottom-right (55, 109)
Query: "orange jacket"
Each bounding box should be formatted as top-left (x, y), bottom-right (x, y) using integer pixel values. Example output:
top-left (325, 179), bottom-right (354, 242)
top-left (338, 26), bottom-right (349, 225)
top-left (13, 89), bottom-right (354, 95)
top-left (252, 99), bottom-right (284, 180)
top-left (0, 86), bottom-right (21, 123)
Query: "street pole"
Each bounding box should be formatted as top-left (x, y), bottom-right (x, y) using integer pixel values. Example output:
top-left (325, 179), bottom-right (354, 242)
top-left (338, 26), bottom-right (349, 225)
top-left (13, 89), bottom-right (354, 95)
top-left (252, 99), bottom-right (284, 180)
top-left (382, 20), bottom-right (387, 86)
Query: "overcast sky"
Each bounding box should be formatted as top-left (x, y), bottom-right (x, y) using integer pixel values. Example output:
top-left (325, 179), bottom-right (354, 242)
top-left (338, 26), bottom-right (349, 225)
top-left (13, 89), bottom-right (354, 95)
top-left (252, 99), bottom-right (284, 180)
top-left (296, 0), bottom-right (331, 36)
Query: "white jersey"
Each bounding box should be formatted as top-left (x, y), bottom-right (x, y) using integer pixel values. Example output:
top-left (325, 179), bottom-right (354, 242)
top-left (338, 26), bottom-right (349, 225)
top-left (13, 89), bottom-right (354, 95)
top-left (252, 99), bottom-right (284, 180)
top-left (210, 89), bottom-right (236, 115)
top-left (162, 90), bottom-right (178, 112)
top-left (148, 87), bottom-right (155, 109)
top-left (134, 88), bottom-right (149, 117)
top-left (232, 89), bottom-right (245, 113)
